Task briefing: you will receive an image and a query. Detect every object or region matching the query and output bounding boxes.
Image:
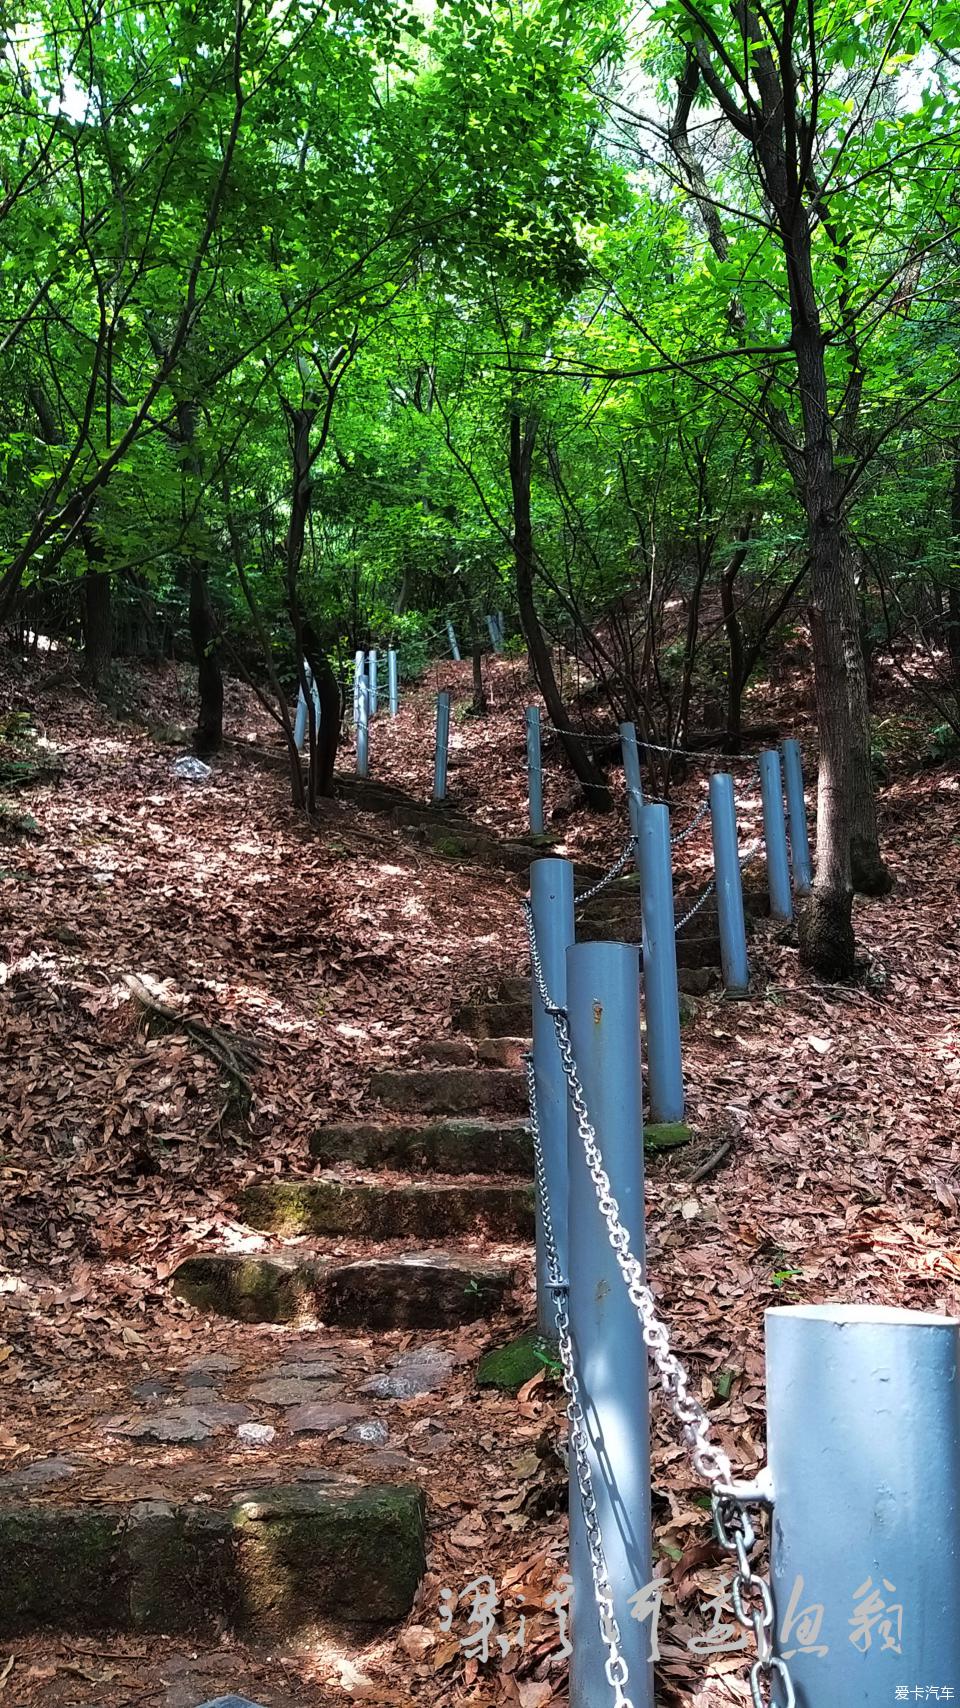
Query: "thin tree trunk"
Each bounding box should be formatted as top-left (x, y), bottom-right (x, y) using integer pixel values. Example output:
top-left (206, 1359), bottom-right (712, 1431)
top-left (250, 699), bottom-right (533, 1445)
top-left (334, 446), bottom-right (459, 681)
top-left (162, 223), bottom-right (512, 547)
top-left (189, 563), bottom-right (223, 756)
top-left (947, 451), bottom-right (960, 682)
top-left (509, 409), bottom-right (611, 812)
top-left (81, 566), bottom-right (113, 687)
top-left (843, 555), bottom-right (891, 895)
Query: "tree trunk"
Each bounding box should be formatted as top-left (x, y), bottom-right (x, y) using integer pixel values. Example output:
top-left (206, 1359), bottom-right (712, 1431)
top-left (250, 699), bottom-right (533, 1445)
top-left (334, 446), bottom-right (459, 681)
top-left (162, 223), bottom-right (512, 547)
top-left (719, 553), bottom-right (745, 753)
top-left (509, 410), bottom-right (611, 812)
top-left (843, 559), bottom-right (891, 895)
top-left (471, 638), bottom-right (487, 715)
top-left (947, 452), bottom-right (960, 682)
top-left (788, 226), bottom-right (856, 977)
top-left (189, 562), bottom-right (223, 755)
top-left (81, 568), bottom-right (113, 688)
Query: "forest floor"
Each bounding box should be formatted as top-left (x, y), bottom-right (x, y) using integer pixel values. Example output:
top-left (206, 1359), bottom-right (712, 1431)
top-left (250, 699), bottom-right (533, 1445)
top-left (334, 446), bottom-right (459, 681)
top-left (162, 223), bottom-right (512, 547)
top-left (1, 643), bottom-right (959, 1708)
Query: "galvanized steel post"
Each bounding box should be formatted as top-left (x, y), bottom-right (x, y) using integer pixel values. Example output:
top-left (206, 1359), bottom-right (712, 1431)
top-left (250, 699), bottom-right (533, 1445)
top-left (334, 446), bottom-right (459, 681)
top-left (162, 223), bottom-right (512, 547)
top-left (765, 1303), bottom-right (960, 1706)
top-left (759, 748), bottom-right (793, 921)
top-left (445, 620), bottom-right (461, 662)
top-left (367, 648), bottom-right (378, 717)
top-left (388, 649), bottom-right (399, 717)
top-left (352, 649), bottom-right (364, 724)
top-left (293, 686), bottom-right (307, 753)
top-left (781, 737), bottom-right (813, 895)
top-left (526, 706), bottom-right (544, 835)
top-left (432, 689), bottom-right (451, 802)
top-left (486, 614), bottom-right (503, 654)
top-left (566, 940), bottom-right (654, 1708)
top-left (496, 610), bottom-right (505, 647)
top-left (637, 803), bottom-right (684, 1123)
top-left (529, 857), bottom-right (574, 1334)
top-left (620, 721), bottom-right (644, 864)
top-left (709, 772), bottom-right (750, 993)
top-left (356, 679), bottom-right (369, 779)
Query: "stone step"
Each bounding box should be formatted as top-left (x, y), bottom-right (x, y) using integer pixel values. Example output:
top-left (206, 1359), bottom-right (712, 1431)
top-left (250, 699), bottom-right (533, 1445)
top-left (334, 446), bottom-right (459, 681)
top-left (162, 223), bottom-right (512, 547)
top-left (173, 1250), bottom-right (513, 1329)
top-left (370, 1066), bottom-right (525, 1115)
top-left (0, 1479), bottom-right (424, 1638)
top-left (309, 1118), bottom-right (532, 1176)
top-left (418, 1036), bottom-right (528, 1070)
top-left (239, 1177), bottom-right (535, 1241)
top-left (454, 999), bottom-right (531, 1039)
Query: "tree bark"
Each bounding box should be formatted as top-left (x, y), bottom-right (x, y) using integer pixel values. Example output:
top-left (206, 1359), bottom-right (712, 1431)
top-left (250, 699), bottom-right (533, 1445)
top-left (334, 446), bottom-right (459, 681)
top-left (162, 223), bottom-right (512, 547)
top-left (947, 450), bottom-right (960, 682)
top-left (843, 556), bottom-right (891, 895)
top-left (81, 567), bottom-right (113, 687)
top-left (509, 409), bottom-right (611, 812)
top-left (189, 562), bottom-right (223, 756)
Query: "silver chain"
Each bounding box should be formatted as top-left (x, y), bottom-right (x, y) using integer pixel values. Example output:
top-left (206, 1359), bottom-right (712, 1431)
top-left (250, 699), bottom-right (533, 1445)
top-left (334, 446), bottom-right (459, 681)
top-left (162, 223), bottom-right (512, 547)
top-left (670, 794), bottom-right (711, 845)
top-left (524, 1053), bottom-right (634, 1708)
top-left (522, 899), bottom-right (796, 1708)
top-left (574, 835), bottom-right (637, 910)
top-left (674, 876), bottom-right (717, 933)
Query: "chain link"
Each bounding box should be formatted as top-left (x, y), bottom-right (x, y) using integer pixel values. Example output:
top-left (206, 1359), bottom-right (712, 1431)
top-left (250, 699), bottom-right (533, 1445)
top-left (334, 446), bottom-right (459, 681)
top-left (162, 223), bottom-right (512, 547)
top-left (670, 794), bottom-right (711, 846)
top-left (524, 1052), bottom-right (634, 1708)
top-left (674, 876), bottom-right (717, 934)
top-left (522, 898), bottom-right (796, 1708)
top-left (574, 834), bottom-right (637, 910)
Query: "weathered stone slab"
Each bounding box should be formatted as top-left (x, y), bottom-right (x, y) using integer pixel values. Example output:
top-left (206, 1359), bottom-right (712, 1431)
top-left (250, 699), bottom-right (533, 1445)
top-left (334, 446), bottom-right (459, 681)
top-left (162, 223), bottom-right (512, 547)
top-left (172, 1254), bottom-right (318, 1323)
top-left (0, 1481), bottom-right (426, 1637)
top-left (231, 1481), bottom-right (425, 1628)
top-left (476, 1328), bottom-right (557, 1394)
top-left (239, 1178), bottom-right (534, 1241)
top-left (370, 1067), bottom-right (525, 1116)
top-left (453, 1000), bottom-right (530, 1039)
top-left (104, 1403), bottom-right (254, 1443)
top-left (360, 1347), bottom-right (454, 1400)
top-left (0, 1458), bottom-right (75, 1493)
top-left (309, 1118), bottom-right (532, 1177)
top-left (173, 1252), bottom-right (513, 1330)
top-left (244, 1377), bottom-right (339, 1407)
top-left (287, 1401), bottom-right (367, 1435)
top-left (319, 1253), bottom-right (511, 1331)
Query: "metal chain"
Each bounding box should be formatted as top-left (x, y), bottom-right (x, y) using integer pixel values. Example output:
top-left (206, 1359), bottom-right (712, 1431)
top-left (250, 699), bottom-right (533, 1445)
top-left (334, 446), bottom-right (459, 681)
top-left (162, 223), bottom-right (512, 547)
top-left (574, 834), bottom-right (637, 910)
top-left (525, 1054), bottom-right (634, 1706)
top-left (674, 876), bottom-right (717, 933)
top-left (522, 899), bottom-right (796, 1708)
top-left (670, 795), bottom-right (711, 846)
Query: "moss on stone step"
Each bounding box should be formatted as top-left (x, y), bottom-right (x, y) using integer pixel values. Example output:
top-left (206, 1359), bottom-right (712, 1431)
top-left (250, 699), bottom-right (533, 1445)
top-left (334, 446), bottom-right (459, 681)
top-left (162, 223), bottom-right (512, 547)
top-left (476, 1328), bottom-right (559, 1393)
top-left (239, 1177), bottom-right (535, 1241)
top-left (172, 1250), bottom-right (513, 1329)
top-left (0, 1483), bottom-right (426, 1638)
top-left (643, 1122), bottom-right (693, 1151)
top-left (309, 1118), bottom-right (532, 1176)
top-left (232, 1481), bottom-right (425, 1630)
top-left (172, 1253), bottom-right (317, 1323)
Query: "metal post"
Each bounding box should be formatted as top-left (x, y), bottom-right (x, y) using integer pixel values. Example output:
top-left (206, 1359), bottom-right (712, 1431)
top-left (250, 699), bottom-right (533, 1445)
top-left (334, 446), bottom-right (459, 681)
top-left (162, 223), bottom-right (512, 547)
top-left (352, 650), bottom-right (364, 724)
top-left (367, 648), bottom-right (378, 717)
top-left (486, 615), bottom-right (503, 654)
top-left (566, 940), bottom-right (654, 1708)
top-left (496, 610), bottom-right (505, 647)
top-left (445, 620), bottom-right (461, 662)
top-left (765, 1303), bottom-right (960, 1706)
top-left (781, 737), bottom-right (813, 895)
top-left (432, 690), bottom-right (451, 802)
top-left (356, 679), bottom-right (369, 779)
top-left (529, 858), bottom-right (574, 1334)
top-left (293, 687), bottom-right (307, 753)
top-left (620, 721), bottom-right (644, 867)
top-left (759, 748), bottom-right (793, 921)
top-left (388, 649), bottom-right (399, 717)
top-left (709, 772), bottom-right (750, 994)
top-left (525, 706), bottom-right (544, 835)
top-left (637, 803), bottom-right (684, 1123)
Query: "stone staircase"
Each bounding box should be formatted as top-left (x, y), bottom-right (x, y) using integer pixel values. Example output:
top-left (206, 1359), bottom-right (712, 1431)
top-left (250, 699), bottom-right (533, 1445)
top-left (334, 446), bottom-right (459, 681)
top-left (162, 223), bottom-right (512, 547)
top-left (1, 826), bottom-right (766, 1660)
top-left (1, 980), bottom-right (538, 1649)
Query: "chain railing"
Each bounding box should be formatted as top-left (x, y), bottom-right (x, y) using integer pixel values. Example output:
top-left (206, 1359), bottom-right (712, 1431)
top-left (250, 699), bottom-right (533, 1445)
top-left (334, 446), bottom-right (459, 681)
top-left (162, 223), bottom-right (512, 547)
top-left (524, 1052), bottom-right (636, 1708)
top-left (521, 896), bottom-right (796, 1708)
top-left (670, 794), bottom-right (711, 846)
top-left (574, 834), bottom-right (637, 910)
